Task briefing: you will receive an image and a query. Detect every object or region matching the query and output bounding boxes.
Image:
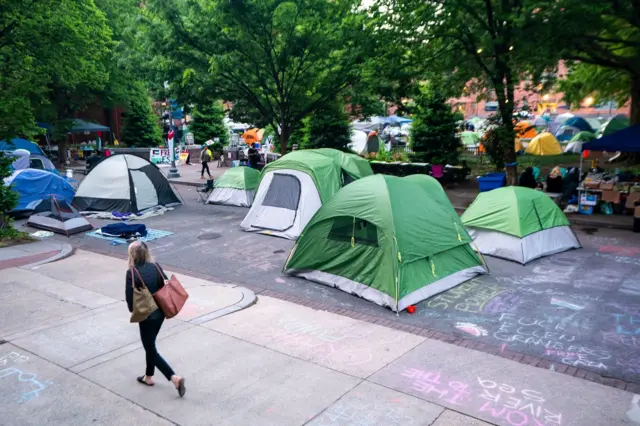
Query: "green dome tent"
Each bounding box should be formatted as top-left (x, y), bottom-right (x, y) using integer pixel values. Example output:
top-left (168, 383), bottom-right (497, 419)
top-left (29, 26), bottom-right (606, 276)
top-left (207, 166), bottom-right (260, 207)
top-left (403, 174), bottom-right (456, 213)
top-left (461, 187), bottom-right (580, 264)
top-left (241, 149), bottom-right (373, 239)
top-left (284, 175), bottom-right (486, 312)
top-left (564, 131), bottom-right (596, 153)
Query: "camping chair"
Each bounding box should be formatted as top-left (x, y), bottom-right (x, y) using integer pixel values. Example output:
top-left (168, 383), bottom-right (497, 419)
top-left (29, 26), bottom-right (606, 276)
top-left (197, 179), bottom-right (214, 203)
top-left (218, 152), bottom-right (229, 167)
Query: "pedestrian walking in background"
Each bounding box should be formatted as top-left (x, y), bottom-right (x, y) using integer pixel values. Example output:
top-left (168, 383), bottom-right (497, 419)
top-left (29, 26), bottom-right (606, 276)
top-left (126, 241), bottom-right (186, 397)
top-left (200, 144), bottom-right (212, 179)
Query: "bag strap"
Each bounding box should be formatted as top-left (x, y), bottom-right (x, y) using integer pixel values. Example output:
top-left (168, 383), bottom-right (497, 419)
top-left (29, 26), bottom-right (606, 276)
top-left (131, 267), bottom-right (147, 289)
top-left (153, 263), bottom-right (168, 281)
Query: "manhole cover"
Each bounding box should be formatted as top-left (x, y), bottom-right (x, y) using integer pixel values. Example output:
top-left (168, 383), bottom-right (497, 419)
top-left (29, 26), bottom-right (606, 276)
top-left (581, 227), bottom-right (598, 235)
top-left (273, 249), bottom-right (285, 254)
top-left (198, 233), bottom-right (221, 240)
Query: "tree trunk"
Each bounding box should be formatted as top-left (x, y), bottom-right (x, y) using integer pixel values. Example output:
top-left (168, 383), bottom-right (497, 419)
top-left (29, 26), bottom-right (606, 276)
top-left (630, 74), bottom-right (640, 126)
top-left (279, 124), bottom-right (293, 156)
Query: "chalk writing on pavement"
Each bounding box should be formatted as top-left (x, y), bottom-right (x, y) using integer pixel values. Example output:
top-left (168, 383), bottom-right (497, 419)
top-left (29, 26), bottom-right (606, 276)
top-left (314, 398), bottom-right (415, 425)
top-left (401, 368), bottom-right (564, 425)
top-left (0, 351), bottom-right (51, 404)
top-left (427, 279), bottom-right (507, 313)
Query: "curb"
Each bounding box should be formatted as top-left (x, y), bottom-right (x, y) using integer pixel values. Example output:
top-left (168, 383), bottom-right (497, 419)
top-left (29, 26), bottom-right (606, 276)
top-left (21, 243), bottom-right (75, 269)
top-left (453, 205), bottom-right (632, 231)
top-left (168, 179), bottom-right (202, 188)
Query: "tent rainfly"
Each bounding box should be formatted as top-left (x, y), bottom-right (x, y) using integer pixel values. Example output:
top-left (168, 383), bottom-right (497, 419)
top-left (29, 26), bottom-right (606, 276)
top-left (0, 138), bottom-right (45, 155)
top-left (27, 196), bottom-right (93, 236)
top-left (461, 187), bottom-right (581, 264)
top-left (207, 166), bottom-right (260, 207)
top-left (241, 148), bottom-right (372, 239)
top-left (596, 114), bottom-right (629, 138)
top-left (284, 175), bottom-right (486, 312)
top-left (73, 154), bottom-right (181, 214)
top-left (4, 169), bottom-right (75, 213)
top-left (525, 132), bottom-right (562, 156)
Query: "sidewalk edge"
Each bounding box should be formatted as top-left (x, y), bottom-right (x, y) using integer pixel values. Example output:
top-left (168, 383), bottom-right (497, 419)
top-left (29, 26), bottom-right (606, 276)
top-left (21, 242), bottom-right (75, 269)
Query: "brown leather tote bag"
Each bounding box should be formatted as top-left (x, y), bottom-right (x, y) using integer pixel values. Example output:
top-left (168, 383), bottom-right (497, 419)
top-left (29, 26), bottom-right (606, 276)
top-left (130, 268), bottom-right (159, 323)
top-left (152, 264), bottom-right (189, 319)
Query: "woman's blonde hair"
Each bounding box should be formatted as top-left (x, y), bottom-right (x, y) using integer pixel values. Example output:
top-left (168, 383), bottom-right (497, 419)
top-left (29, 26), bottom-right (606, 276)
top-left (128, 241), bottom-right (154, 267)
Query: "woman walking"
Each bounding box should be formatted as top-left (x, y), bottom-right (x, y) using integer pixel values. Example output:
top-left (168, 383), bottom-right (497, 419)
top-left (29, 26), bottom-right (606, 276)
top-left (126, 241), bottom-right (186, 397)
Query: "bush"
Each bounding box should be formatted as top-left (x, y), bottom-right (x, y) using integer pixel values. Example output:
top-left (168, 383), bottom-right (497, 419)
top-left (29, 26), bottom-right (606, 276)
top-left (410, 87), bottom-right (461, 164)
top-left (304, 100), bottom-right (351, 151)
top-left (0, 151), bottom-right (18, 236)
top-left (190, 101), bottom-right (229, 146)
top-left (121, 89), bottom-right (163, 147)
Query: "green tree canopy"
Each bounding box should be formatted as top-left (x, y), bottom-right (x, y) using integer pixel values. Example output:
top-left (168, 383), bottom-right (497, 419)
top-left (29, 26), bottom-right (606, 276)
top-left (304, 99), bottom-right (352, 151)
top-left (120, 85), bottom-right (162, 147)
top-left (144, 0), bottom-right (371, 155)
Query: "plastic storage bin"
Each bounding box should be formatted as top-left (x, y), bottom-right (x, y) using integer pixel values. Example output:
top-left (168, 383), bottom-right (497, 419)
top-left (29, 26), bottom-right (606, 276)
top-left (578, 205), bottom-right (594, 215)
top-left (477, 172), bottom-right (507, 192)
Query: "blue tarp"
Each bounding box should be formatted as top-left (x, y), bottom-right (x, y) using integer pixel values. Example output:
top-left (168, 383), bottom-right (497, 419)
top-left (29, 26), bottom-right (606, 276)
top-left (582, 125), bottom-right (640, 152)
top-left (383, 115), bottom-right (412, 125)
top-left (562, 117), bottom-right (593, 132)
top-left (0, 138), bottom-right (45, 155)
top-left (4, 169), bottom-right (75, 211)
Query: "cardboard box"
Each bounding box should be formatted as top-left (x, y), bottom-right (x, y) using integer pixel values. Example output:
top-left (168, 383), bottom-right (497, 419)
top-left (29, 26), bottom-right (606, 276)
top-left (584, 181), bottom-right (601, 189)
top-left (601, 190), bottom-right (621, 204)
top-left (600, 182), bottom-right (614, 190)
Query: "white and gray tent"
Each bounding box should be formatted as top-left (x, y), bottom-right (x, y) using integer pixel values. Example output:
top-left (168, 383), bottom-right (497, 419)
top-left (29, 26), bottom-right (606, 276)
top-left (73, 154), bottom-right (181, 214)
top-left (207, 166), bottom-right (260, 207)
top-left (27, 196), bottom-right (93, 236)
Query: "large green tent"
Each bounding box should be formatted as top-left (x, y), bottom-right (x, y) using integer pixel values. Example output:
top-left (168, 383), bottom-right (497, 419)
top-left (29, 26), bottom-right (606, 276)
top-left (403, 174), bottom-right (456, 213)
top-left (284, 174), bottom-right (486, 311)
top-left (569, 131), bottom-right (596, 143)
top-left (461, 187), bottom-right (580, 264)
top-left (207, 166), bottom-right (260, 207)
top-left (241, 148), bottom-right (372, 239)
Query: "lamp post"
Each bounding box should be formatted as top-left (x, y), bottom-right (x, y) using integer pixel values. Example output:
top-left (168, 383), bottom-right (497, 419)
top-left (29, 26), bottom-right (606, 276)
top-left (166, 110), bottom-right (181, 178)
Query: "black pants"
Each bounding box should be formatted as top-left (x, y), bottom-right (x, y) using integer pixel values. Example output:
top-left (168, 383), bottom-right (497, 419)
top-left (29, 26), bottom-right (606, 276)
top-left (139, 317), bottom-right (175, 380)
top-left (201, 161), bottom-right (211, 177)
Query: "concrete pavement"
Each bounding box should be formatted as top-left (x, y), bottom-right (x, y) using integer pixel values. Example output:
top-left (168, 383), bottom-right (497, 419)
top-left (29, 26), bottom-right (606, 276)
top-left (2, 251), bottom-right (639, 425)
top-left (0, 240), bottom-right (73, 270)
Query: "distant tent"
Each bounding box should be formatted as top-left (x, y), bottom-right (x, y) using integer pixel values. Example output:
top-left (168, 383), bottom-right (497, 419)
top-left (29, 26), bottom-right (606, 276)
top-left (383, 115), bottom-right (412, 125)
top-left (562, 117), bottom-right (593, 132)
top-left (525, 132), bottom-right (562, 156)
top-left (461, 131), bottom-right (481, 145)
top-left (554, 112), bottom-right (574, 123)
top-left (73, 154), bottom-right (181, 213)
top-left (555, 125), bottom-right (582, 142)
top-left (207, 166), bottom-right (259, 207)
top-left (533, 117), bottom-right (548, 127)
top-left (462, 187), bottom-right (581, 264)
top-left (284, 175), bottom-right (486, 312)
top-left (0, 138), bottom-right (45, 155)
top-left (564, 131), bottom-right (596, 153)
top-left (349, 130), bottom-right (369, 155)
top-left (596, 114), bottom-right (629, 138)
top-left (11, 153), bottom-right (57, 172)
top-left (4, 169), bottom-right (75, 213)
top-left (27, 196), bottom-right (92, 236)
top-left (515, 121), bottom-right (537, 139)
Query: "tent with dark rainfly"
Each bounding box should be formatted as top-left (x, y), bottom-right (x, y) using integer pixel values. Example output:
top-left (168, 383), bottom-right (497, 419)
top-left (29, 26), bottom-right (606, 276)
top-left (27, 196), bottom-right (93, 236)
top-left (241, 148), bottom-right (373, 239)
top-left (284, 175), bottom-right (486, 312)
top-left (73, 154), bottom-right (181, 214)
top-left (0, 138), bottom-right (45, 155)
top-left (207, 166), bottom-right (260, 207)
top-left (461, 187), bottom-right (581, 264)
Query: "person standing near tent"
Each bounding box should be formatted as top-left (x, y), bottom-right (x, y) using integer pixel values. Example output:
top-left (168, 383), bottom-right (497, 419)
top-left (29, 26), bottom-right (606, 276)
top-left (247, 143), bottom-right (260, 169)
top-left (125, 241), bottom-right (186, 397)
top-left (518, 167), bottom-right (537, 189)
top-left (86, 150), bottom-right (102, 172)
top-left (546, 167), bottom-right (564, 194)
top-left (200, 145), bottom-right (212, 179)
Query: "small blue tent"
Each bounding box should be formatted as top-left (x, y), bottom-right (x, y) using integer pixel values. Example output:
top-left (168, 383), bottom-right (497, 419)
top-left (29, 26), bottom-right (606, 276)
top-left (4, 169), bottom-right (75, 212)
top-left (0, 138), bottom-right (45, 155)
top-left (562, 117), bottom-right (594, 132)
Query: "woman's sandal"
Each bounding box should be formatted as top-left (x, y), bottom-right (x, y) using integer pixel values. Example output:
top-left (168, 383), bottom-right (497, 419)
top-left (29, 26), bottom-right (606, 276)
top-left (137, 376), bottom-right (154, 386)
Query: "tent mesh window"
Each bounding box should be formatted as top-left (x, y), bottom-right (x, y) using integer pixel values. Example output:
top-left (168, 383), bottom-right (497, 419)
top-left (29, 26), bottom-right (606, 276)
top-left (262, 174), bottom-right (301, 210)
top-left (328, 216), bottom-right (378, 247)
